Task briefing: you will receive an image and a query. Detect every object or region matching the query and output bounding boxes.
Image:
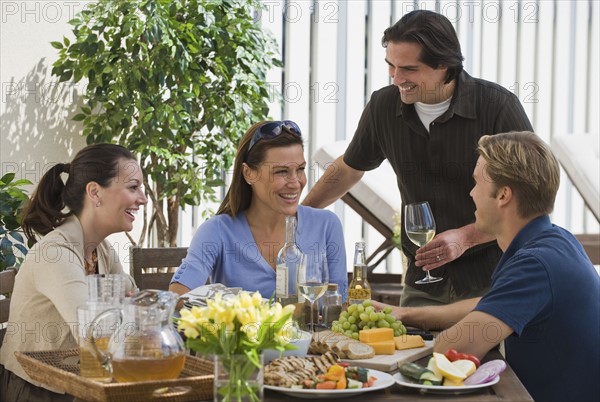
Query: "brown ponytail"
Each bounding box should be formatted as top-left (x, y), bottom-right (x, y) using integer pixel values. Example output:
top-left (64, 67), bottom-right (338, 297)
top-left (22, 163), bottom-right (70, 241)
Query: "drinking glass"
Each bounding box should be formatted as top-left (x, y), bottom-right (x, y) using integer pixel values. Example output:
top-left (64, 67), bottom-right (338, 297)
top-left (405, 201), bottom-right (443, 284)
top-left (297, 252), bottom-right (329, 333)
top-left (76, 302), bottom-right (120, 382)
top-left (86, 274), bottom-right (125, 305)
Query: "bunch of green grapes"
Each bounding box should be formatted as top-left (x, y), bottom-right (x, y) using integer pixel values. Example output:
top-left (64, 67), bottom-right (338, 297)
top-left (331, 300), bottom-right (407, 340)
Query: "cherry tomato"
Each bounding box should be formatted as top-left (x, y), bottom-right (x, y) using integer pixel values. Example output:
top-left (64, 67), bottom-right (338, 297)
top-left (457, 352), bottom-right (469, 361)
top-left (445, 349), bottom-right (459, 362)
top-left (467, 354), bottom-right (481, 368)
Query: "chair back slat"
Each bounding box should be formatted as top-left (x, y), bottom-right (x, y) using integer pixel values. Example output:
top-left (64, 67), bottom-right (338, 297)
top-left (129, 247), bottom-right (188, 290)
top-left (0, 268), bottom-right (16, 295)
top-left (0, 298), bottom-right (10, 327)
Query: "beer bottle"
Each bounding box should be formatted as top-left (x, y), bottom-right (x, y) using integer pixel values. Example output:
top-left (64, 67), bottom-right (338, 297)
top-left (348, 241), bottom-right (371, 304)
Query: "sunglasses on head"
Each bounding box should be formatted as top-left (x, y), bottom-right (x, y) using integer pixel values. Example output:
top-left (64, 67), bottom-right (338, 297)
top-left (246, 120), bottom-right (302, 157)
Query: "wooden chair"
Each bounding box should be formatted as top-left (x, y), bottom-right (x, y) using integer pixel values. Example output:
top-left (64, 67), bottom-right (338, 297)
top-left (129, 247), bottom-right (189, 290)
top-left (0, 268), bottom-right (17, 345)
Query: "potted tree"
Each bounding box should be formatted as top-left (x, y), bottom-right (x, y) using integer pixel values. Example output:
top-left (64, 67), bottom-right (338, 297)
top-left (51, 0), bottom-right (281, 246)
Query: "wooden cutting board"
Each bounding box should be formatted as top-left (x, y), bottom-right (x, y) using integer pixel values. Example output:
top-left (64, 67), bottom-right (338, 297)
top-left (340, 340), bottom-right (434, 372)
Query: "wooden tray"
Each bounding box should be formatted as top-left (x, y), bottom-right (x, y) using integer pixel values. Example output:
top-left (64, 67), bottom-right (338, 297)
top-left (15, 349), bottom-right (213, 402)
top-left (340, 341), bottom-right (434, 372)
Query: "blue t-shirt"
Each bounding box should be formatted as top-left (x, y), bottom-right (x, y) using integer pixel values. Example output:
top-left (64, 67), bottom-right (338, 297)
top-left (172, 205), bottom-right (348, 301)
top-left (475, 215), bottom-right (600, 402)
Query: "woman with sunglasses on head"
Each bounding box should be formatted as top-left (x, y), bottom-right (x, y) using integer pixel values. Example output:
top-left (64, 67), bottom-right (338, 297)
top-left (0, 144), bottom-right (146, 402)
top-left (169, 120), bottom-right (348, 301)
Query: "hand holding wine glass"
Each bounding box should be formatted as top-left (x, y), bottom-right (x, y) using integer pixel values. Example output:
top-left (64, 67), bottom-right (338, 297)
top-left (405, 201), bottom-right (443, 284)
top-left (297, 252), bottom-right (329, 333)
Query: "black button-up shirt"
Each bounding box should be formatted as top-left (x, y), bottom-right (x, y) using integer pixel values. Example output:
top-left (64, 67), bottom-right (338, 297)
top-left (344, 71), bottom-right (533, 296)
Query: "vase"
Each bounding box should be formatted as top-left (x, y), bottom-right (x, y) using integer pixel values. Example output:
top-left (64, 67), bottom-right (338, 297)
top-left (214, 354), bottom-right (264, 402)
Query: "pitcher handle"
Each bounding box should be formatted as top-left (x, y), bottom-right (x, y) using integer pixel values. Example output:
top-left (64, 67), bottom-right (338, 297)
top-left (87, 307), bottom-right (123, 371)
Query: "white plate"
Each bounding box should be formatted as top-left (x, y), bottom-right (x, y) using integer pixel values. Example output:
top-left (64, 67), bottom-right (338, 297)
top-left (394, 372), bottom-right (500, 394)
top-left (264, 369), bottom-right (394, 399)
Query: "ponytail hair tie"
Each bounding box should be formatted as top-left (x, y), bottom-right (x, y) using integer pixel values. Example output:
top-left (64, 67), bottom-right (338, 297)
top-left (62, 163), bottom-right (70, 173)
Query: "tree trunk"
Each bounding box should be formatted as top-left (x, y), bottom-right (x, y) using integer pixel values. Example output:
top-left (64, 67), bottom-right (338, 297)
top-left (154, 181), bottom-right (169, 247)
top-left (167, 195), bottom-right (179, 247)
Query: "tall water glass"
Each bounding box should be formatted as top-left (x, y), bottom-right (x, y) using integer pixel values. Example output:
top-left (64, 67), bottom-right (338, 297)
top-left (86, 274), bottom-right (125, 305)
top-left (77, 302), bottom-right (120, 382)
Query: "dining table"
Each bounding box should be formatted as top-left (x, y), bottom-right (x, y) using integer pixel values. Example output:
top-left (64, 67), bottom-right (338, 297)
top-left (21, 347), bottom-right (531, 402)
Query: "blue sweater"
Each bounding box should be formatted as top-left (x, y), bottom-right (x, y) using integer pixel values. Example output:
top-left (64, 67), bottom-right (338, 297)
top-left (172, 205), bottom-right (348, 301)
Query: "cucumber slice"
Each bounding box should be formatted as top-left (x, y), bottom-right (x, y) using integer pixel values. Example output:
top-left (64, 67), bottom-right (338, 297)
top-left (399, 363), bottom-right (433, 382)
top-left (419, 371), bottom-right (443, 385)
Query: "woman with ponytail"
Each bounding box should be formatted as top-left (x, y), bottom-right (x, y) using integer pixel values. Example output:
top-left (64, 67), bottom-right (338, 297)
top-left (0, 144), bottom-right (147, 401)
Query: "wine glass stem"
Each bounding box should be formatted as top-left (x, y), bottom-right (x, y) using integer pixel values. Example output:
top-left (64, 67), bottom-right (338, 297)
top-left (309, 301), bottom-right (315, 333)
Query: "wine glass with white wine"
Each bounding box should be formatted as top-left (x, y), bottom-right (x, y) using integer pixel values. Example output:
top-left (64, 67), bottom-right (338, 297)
top-left (297, 252), bottom-right (329, 333)
top-left (404, 201), bottom-right (443, 284)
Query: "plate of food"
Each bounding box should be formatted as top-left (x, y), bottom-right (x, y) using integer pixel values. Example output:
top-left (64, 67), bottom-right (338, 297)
top-left (394, 353), bottom-right (506, 395)
top-left (394, 372), bottom-right (499, 394)
top-left (265, 368), bottom-right (394, 399)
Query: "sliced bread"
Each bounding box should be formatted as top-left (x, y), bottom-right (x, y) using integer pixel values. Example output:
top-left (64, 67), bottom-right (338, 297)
top-left (333, 338), bottom-right (359, 359)
top-left (345, 342), bottom-right (375, 360)
top-left (310, 331), bottom-right (347, 354)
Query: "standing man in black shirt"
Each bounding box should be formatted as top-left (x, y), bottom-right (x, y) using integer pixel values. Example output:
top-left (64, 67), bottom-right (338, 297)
top-left (302, 10), bottom-right (533, 307)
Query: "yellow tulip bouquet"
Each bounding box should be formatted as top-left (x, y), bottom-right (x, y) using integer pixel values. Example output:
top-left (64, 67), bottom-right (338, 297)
top-left (177, 291), bottom-right (297, 402)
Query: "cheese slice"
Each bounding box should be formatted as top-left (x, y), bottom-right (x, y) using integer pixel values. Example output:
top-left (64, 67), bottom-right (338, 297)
top-left (393, 334), bottom-right (425, 350)
top-left (365, 340), bottom-right (396, 355)
top-left (359, 328), bottom-right (393, 343)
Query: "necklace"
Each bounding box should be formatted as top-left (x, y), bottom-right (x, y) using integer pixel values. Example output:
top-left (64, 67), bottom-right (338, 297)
top-left (84, 249), bottom-right (98, 275)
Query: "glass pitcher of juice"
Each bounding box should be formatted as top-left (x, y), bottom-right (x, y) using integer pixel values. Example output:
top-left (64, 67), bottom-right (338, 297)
top-left (89, 290), bottom-right (186, 382)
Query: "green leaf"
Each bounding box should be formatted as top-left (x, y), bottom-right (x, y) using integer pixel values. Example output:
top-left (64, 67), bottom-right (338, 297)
top-left (0, 173), bottom-right (16, 184)
top-left (72, 113), bottom-right (86, 121)
top-left (0, 237), bottom-right (12, 251)
top-left (50, 41), bottom-right (63, 49)
top-left (10, 179), bottom-right (32, 187)
top-left (8, 231), bottom-right (24, 243)
top-left (4, 253), bottom-right (16, 268)
top-left (59, 71), bottom-right (73, 82)
top-left (14, 244), bottom-right (28, 255)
